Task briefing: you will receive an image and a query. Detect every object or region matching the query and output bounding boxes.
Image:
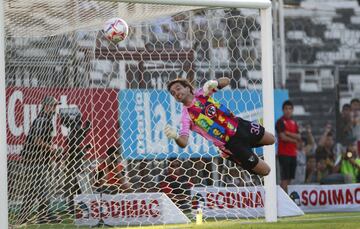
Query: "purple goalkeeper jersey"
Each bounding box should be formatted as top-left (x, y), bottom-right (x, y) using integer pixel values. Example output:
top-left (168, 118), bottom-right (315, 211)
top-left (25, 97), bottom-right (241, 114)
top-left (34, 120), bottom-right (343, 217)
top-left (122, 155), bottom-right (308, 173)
top-left (179, 89), bottom-right (238, 146)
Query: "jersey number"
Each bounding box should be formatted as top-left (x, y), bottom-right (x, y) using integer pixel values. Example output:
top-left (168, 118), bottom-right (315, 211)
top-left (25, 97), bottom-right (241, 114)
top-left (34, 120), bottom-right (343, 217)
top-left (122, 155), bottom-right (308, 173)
top-left (250, 122), bottom-right (260, 135)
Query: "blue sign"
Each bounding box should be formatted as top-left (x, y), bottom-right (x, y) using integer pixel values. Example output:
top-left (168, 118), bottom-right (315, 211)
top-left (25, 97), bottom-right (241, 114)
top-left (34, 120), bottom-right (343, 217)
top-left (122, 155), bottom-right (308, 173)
top-left (119, 89), bottom-right (288, 160)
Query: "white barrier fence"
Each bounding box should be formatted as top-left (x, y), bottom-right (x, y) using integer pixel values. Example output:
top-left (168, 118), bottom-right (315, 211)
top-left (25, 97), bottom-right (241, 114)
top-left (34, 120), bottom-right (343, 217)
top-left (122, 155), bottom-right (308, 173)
top-left (191, 186), bottom-right (303, 218)
top-left (74, 193), bottom-right (190, 226)
top-left (288, 183), bottom-right (360, 213)
top-left (73, 183), bottom-right (360, 226)
top-left (74, 186), bottom-right (304, 226)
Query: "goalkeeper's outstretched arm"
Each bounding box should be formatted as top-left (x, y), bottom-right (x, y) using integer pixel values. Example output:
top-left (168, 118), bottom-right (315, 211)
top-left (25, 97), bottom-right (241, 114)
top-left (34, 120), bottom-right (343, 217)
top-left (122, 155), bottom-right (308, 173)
top-left (174, 135), bottom-right (189, 148)
top-left (217, 77), bottom-right (230, 89)
top-left (164, 124), bottom-right (189, 148)
top-left (203, 77), bottom-right (230, 95)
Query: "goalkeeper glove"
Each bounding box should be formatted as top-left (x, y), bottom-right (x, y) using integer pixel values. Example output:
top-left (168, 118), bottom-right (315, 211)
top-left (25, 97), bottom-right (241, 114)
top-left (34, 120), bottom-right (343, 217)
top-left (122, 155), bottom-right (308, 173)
top-left (164, 124), bottom-right (179, 140)
top-left (203, 80), bottom-right (219, 96)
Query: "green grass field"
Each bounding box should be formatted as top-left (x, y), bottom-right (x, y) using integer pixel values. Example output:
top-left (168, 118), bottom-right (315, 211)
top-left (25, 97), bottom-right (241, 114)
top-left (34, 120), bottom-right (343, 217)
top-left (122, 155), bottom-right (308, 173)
top-left (19, 212), bottom-right (360, 229)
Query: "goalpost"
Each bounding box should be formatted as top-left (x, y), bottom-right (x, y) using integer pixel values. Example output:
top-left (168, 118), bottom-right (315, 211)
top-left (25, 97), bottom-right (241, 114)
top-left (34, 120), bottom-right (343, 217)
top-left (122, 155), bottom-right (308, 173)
top-left (0, 0), bottom-right (276, 228)
top-left (0, 1), bottom-right (8, 228)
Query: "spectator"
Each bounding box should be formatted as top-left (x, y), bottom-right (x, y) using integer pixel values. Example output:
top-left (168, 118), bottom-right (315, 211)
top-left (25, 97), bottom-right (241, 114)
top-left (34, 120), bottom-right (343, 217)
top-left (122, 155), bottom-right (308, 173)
top-left (316, 158), bottom-right (332, 183)
top-left (159, 160), bottom-right (193, 209)
top-left (315, 123), bottom-right (335, 172)
top-left (305, 155), bottom-right (317, 183)
top-left (92, 146), bottom-right (132, 194)
top-left (18, 96), bottom-right (60, 224)
top-left (337, 103), bottom-right (354, 147)
top-left (306, 156), bottom-right (339, 184)
top-left (276, 100), bottom-right (300, 192)
top-left (292, 124), bottom-right (316, 184)
top-left (315, 124), bottom-right (348, 184)
top-left (350, 98), bottom-right (360, 152)
top-left (333, 141), bottom-right (360, 183)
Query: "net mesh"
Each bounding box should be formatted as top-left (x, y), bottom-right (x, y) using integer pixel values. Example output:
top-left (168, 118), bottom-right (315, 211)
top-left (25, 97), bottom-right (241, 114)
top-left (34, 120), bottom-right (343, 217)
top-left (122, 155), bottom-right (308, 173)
top-left (5, 2), bottom-right (266, 227)
top-left (5, 0), bottom-right (200, 37)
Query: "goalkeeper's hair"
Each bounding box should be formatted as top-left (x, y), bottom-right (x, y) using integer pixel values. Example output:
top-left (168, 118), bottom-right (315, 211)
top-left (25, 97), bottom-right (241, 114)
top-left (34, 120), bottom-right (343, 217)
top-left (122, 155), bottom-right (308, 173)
top-left (167, 78), bottom-right (194, 94)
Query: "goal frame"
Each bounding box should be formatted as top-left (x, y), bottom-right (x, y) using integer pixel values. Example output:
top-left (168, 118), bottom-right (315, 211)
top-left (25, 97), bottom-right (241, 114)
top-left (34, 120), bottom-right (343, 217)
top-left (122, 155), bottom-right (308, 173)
top-left (0, 0), bottom-right (276, 227)
top-left (0, 0), bottom-right (8, 228)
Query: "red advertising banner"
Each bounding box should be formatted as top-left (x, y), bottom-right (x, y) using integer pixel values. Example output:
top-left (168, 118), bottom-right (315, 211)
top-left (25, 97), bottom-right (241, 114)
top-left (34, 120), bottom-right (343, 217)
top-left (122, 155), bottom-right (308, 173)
top-left (6, 87), bottom-right (119, 160)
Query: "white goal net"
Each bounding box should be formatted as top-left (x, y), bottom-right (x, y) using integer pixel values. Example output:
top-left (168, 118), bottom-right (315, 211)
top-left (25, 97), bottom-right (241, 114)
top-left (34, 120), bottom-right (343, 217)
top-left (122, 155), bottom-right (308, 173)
top-left (4, 0), bottom-right (276, 227)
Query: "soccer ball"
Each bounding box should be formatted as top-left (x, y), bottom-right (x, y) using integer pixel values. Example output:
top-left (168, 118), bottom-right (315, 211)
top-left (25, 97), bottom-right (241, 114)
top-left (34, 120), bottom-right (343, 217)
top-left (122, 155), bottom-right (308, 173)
top-left (103, 18), bottom-right (129, 44)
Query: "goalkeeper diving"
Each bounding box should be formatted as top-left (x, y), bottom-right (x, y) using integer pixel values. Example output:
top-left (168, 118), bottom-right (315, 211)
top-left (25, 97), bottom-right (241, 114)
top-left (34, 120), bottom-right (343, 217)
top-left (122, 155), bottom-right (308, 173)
top-left (165, 77), bottom-right (275, 176)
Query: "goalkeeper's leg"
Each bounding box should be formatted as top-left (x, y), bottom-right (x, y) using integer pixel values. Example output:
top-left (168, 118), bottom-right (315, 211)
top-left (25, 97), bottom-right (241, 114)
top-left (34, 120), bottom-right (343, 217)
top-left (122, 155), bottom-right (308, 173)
top-left (248, 131), bottom-right (275, 175)
top-left (251, 158), bottom-right (271, 176)
top-left (226, 149), bottom-right (271, 176)
top-left (221, 118), bottom-right (274, 176)
top-left (255, 131), bottom-right (275, 147)
top-left (234, 118), bottom-right (275, 147)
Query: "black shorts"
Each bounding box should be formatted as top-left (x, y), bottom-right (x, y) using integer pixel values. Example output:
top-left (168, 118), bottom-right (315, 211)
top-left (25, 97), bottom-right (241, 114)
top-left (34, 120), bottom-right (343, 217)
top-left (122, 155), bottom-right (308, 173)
top-left (223, 118), bottom-right (265, 170)
top-left (278, 155), bottom-right (297, 180)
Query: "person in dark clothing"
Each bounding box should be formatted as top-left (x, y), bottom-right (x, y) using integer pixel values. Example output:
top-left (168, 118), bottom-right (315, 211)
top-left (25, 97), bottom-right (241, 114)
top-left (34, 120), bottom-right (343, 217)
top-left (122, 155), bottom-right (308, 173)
top-left (337, 104), bottom-right (353, 146)
top-left (18, 96), bottom-right (60, 224)
top-left (60, 107), bottom-right (91, 216)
